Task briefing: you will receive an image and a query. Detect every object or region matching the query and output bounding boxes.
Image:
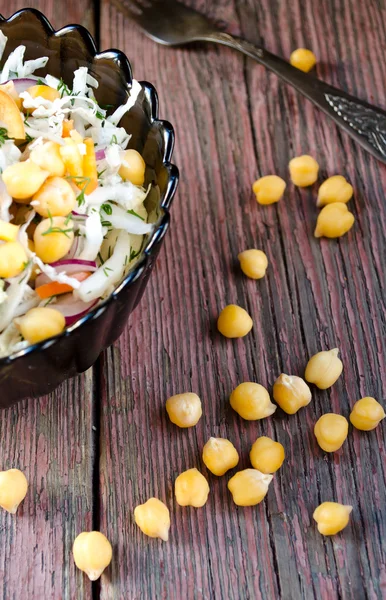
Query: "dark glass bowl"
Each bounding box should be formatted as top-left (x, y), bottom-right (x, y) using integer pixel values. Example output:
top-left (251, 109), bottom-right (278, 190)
top-left (0, 9), bottom-right (178, 408)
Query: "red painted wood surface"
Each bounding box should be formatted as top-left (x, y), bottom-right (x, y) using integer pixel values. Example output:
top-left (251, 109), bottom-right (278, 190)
top-left (1, 0), bottom-right (386, 598)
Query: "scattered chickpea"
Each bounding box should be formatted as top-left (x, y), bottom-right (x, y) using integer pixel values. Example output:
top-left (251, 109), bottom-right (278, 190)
top-left (165, 392), bottom-right (202, 428)
top-left (250, 436), bottom-right (285, 474)
top-left (202, 437), bottom-right (239, 476)
top-left (72, 531), bottom-right (112, 581)
top-left (273, 374), bottom-right (312, 414)
top-left (314, 203), bottom-right (355, 238)
top-left (230, 382), bottom-right (276, 420)
top-left (217, 304), bottom-right (253, 338)
top-left (30, 141), bottom-right (66, 177)
top-left (0, 468), bottom-right (28, 514)
top-left (252, 175), bottom-right (286, 205)
top-left (313, 502), bottom-right (352, 535)
top-left (0, 219), bottom-right (19, 242)
top-left (32, 177), bottom-right (77, 218)
top-left (314, 413), bottom-right (348, 452)
top-left (33, 216), bottom-right (74, 263)
top-left (175, 468), bottom-right (209, 507)
top-left (305, 348), bottom-right (343, 389)
top-left (290, 48), bottom-right (317, 72)
top-left (228, 469), bottom-right (273, 506)
top-left (289, 155), bottom-right (319, 187)
top-left (238, 249), bottom-right (268, 280)
top-left (349, 397), bottom-right (385, 431)
top-left (2, 160), bottom-right (49, 202)
top-left (16, 307), bottom-right (66, 344)
top-left (119, 149), bottom-right (146, 186)
top-left (134, 497), bottom-right (170, 541)
top-left (317, 175), bottom-right (353, 207)
top-left (0, 241), bottom-right (28, 278)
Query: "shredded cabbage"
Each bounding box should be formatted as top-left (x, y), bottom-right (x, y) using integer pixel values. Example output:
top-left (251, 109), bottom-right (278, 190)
top-left (0, 45), bottom-right (48, 83)
top-left (0, 264), bottom-right (33, 332)
top-left (0, 179), bottom-right (13, 222)
top-left (85, 181), bottom-right (148, 211)
top-left (76, 230), bottom-right (131, 302)
top-left (78, 212), bottom-right (104, 261)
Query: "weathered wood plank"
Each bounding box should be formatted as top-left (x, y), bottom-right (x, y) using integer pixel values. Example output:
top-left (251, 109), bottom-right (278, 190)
top-left (0, 3), bottom-right (97, 599)
top-left (99, 0), bottom-right (385, 599)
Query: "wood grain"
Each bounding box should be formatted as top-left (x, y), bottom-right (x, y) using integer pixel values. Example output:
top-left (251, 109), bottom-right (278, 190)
top-left (99, 0), bottom-right (386, 599)
top-left (0, 0), bottom-right (385, 598)
top-left (0, 3), bottom-right (97, 600)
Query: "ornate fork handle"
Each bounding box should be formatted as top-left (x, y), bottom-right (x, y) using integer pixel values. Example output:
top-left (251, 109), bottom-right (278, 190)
top-left (204, 32), bottom-right (386, 163)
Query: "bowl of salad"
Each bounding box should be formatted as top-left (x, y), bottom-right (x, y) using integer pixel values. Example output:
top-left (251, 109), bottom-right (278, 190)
top-left (0, 9), bottom-right (178, 407)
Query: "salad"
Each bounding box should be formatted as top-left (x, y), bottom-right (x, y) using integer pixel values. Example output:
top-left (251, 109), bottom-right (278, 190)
top-left (0, 32), bottom-right (153, 357)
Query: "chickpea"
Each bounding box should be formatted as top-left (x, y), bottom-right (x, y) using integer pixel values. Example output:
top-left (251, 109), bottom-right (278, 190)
top-left (250, 436), bottom-right (285, 474)
top-left (313, 502), bottom-right (352, 535)
top-left (32, 177), bottom-right (76, 218)
top-left (34, 216), bottom-right (74, 263)
top-left (238, 249), bottom-right (268, 279)
top-left (16, 307), bottom-right (66, 344)
top-left (165, 392), bottom-right (202, 428)
top-left (134, 497), bottom-right (170, 541)
top-left (314, 413), bottom-right (348, 452)
top-left (202, 437), bottom-right (239, 476)
top-left (0, 241), bottom-right (28, 278)
top-left (230, 382), bottom-right (276, 420)
top-left (317, 175), bottom-right (353, 207)
top-left (217, 304), bottom-right (253, 338)
top-left (25, 84), bottom-right (60, 105)
top-left (73, 531), bottom-right (112, 581)
top-left (2, 160), bottom-right (49, 202)
top-left (252, 175), bottom-right (286, 205)
top-left (0, 219), bottom-right (19, 242)
top-left (305, 348), bottom-right (343, 389)
top-left (314, 203), bottom-right (355, 238)
top-left (289, 155), bottom-right (319, 187)
top-left (349, 397), bottom-right (385, 431)
top-left (273, 374), bottom-right (312, 414)
top-left (228, 469), bottom-right (273, 506)
top-left (30, 141), bottom-right (66, 177)
top-left (119, 149), bottom-right (146, 186)
top-left (0, 468), bottom-right (28, 514)
top-left (175, 468), bottom-right (209, 507)
top-left (290, 48), bottom-right (317, 72)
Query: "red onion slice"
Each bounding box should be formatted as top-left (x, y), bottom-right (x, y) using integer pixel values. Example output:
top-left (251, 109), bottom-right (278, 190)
top-left (95, 149), bottom-right (106, 161)
top-left (52, 293), bottom-right (98, 325)
top-left (64, 237), bottom-right (80, 260)
top-left (35, 259), bottom-right (97, 288)
top-left (4, 77), bottom-right (40, 94)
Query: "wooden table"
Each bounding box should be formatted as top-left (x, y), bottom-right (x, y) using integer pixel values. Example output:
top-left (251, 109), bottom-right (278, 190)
top-left (1, 0), bottom-right (385, 598)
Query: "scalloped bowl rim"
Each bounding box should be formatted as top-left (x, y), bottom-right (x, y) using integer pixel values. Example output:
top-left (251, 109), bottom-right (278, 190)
top-left (0, 8), bottom-right (178, 366)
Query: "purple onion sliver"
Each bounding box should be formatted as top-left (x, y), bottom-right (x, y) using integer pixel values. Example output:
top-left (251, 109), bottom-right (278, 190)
top-left (5, 77), bottom-right (39, 94)
top-left (95, 149), bottom-right (105, 161)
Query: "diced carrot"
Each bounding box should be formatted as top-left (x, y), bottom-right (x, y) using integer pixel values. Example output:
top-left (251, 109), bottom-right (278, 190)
top-left (59, 138), bottom-right (83, 179)
top-left (62, 119), bottom-right (74, 137)
top-left (36, 271), bottom-right (91, 299)
top-left (83, 138), bottom-right (98, 194)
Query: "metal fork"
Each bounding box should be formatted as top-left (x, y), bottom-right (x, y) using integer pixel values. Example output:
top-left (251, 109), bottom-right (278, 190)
top-left (110, 0), bottom-right (386, 164)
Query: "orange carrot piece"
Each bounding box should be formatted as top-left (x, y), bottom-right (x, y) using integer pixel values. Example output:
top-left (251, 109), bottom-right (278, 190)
top-left (83, 138), bottom-right (98, 194)
top-left (62, 119), bottom-right (74, 137)
top-left (36, 272), bottom-right (91, 299)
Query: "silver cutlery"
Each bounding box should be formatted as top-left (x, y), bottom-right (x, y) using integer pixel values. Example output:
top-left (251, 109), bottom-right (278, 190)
top-left (110, 0), bottom-right (386, 164)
